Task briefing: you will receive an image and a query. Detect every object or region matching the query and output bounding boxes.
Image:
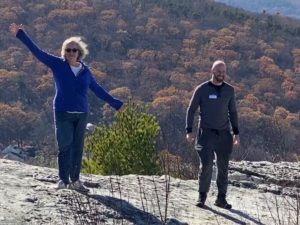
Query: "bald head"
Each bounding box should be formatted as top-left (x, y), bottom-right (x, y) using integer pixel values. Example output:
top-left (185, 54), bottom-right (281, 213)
top-left (211, 60), bottom-right (226, 71)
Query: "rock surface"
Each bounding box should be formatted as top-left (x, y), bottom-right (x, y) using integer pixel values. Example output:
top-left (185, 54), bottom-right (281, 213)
top-left (0, 159), bottom-right (299, 225)
top-left (0, 146), bottom-right (36, 162)
top-left (229, 160), bottom-right (300, 197)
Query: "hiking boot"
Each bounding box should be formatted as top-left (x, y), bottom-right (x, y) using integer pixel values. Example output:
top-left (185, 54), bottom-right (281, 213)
top-left (56, 180), bottom-right (68, 190)
top-left (196, 192), bottom-right (207, 208)
top-left (214, 193), bottom-right (232, 209)
top-left (69, 180), bottom-right (89, 193)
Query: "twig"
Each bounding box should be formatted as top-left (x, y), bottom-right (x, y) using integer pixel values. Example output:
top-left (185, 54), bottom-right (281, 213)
top-left (152, 177), bottom-right (164, 223)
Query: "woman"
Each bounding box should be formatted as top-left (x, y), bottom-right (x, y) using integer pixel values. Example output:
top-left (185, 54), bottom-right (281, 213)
top-left (9, 23), bottom-right (123, 192)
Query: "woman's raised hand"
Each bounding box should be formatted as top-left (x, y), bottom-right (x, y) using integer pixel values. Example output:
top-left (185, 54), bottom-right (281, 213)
top-left (9, 23), bottom-right (23, 36)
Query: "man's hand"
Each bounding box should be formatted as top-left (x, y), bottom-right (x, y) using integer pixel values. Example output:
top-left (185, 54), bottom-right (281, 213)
top-left (186, 133), bottom-right (194, 143)
top-left (233, 135), bottom-right (240, 146)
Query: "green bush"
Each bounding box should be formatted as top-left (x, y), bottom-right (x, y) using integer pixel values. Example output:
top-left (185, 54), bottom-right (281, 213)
top-left (82, 102), bottom-right (161, 175)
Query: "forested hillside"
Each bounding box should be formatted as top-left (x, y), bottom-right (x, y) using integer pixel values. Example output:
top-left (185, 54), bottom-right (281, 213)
top-left (0, 0), bottom-right (299, 167)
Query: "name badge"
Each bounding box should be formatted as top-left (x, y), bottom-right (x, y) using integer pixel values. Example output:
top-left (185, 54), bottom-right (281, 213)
top-left (209, 94), bottom-right (217, 99)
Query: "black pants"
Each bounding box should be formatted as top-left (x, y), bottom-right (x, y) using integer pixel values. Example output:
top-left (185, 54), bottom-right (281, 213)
top-left (196, 129), bottom-right (233, 194)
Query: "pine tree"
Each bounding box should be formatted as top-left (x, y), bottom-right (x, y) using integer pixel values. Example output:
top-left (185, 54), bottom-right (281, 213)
top-left (82, 101), bottom-right (161, 175)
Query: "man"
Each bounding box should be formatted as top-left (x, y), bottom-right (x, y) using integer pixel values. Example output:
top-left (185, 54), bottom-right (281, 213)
top-left (186, 60), bottom-right (240, 209)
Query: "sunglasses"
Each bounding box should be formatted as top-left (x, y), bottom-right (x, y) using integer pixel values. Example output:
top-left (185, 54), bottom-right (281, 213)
top-left (65, 48), bottom-right (78, 53)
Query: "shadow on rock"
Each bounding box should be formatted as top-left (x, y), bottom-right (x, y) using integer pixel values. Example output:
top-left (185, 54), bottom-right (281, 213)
top-left (230, 209), bottom-right (266, 225)
top-left (88, 194), bottom-right (188, 225)
top-left (203, 205), bottom-right (264, 225)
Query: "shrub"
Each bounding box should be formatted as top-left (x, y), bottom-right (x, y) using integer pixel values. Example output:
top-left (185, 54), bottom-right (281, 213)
top-left (82, 101), bottom-right (161, 175)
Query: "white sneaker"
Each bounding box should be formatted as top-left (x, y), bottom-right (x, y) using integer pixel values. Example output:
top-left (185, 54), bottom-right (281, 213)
top-left (56, 180), bottom-right (68, 189)
top-left (69, 180), bottom-right (89, 193)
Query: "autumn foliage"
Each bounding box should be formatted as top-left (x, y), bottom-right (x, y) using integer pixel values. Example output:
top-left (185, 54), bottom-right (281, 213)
top-left (0, 0), bottom-right (299, 168)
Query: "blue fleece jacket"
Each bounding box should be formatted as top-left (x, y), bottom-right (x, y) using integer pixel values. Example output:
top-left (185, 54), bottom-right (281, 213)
top-left (16, 29), bottom-right (123, 112)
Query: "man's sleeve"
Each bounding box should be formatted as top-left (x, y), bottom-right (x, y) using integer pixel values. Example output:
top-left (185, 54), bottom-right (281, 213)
top-left (228, 89), bottom-right (239, 135)
top-left (186, 86), bottom-right (201, 133)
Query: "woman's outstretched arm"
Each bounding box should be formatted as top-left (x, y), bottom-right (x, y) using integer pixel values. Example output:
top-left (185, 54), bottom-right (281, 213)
top-left (9, 23), bottom-right (60, 69)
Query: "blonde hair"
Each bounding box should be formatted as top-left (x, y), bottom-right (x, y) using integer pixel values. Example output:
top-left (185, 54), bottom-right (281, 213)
top-left (211, 60), bottom-right (226, 71)
top-left (61, 36), bottom-right (89, 60)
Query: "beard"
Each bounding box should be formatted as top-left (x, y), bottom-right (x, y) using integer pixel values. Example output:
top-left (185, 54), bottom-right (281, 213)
top-left (214, 75), bottom-right (225, 83)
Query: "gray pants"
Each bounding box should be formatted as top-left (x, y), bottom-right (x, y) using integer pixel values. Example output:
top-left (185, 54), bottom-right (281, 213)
top-left (196, 129), bottom-right (233, 194)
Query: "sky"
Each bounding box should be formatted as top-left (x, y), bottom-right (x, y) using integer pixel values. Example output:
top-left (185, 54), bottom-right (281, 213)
top-left (214, 0), bottom-right (300, 20)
